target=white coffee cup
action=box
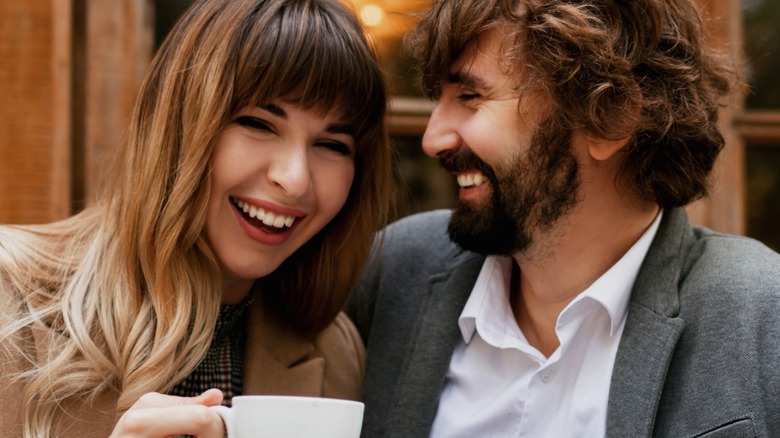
[209,395,364,438]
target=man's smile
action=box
[456,171,487,188]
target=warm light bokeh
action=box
[342,0,428,44]
[341,0,431,96]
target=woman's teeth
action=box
[457,172,486,188]
[234,199,295,228]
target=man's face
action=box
[421,27,580,256]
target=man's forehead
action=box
[447,37,493,80]
[459,26,512,63]
[446,27,518,89]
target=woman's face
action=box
[206,100,355,302]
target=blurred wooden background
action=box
[2,0,778,251]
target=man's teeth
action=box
[235,199,295,228]
[457,173,486,188]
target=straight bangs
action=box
[232,0,386,148]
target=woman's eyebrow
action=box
[259,103,287,118]
[261,103,353,136]
[326,123,353,136]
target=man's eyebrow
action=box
[446,71,489,90]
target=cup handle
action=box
[209,405,233,437]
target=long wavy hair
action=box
[0,0,390,435]
[407,0,736,208]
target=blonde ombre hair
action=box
[0,0,390,435]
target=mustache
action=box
[439,147,497,180]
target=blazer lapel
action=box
[607,303,684,437]
[242,295,325,397]
[385,253,485,438]
[607,208,692,437]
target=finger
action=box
[131,389,223,410]
[130,392,182,409]
[193,388,224,407]
[114,404,224,438]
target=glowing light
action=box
[359,4,385,28]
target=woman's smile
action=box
[230,196,303,244]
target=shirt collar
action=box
[560,210,663,335]
[458,210,663,343]
[458,255,515,345]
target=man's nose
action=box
[421,100,462,158]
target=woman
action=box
[0,0,390,436]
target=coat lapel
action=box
[242,295,325,397]
[607,208,692,437]
[26,325,120,436]
[385,253,485,438]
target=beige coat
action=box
[0,280,365,437]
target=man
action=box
[347,0,780,437]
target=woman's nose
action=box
[267,144,312,198]
[421,100,462,158]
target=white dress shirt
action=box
[430,212,662,438]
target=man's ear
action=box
[582,99,640,161]
[586,134,633,161]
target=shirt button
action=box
[540,369,553,383]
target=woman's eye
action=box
[236,116,273,132]
[317,141,353,156]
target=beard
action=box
[442,117,580,256]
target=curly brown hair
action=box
[407,0,737,208]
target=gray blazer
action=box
[347,208,780,437]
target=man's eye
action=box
[458,93,479,101]
[236,116,273,132]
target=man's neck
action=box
[510,198,660,357]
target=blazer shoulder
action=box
[685,228,780,290]
[677,229,780,326]
[379,209,458,258]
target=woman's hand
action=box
[110,388,225,438]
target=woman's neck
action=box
[221,276,255,304]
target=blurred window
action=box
[746,144,780,251]
[743,0,780,110]
[742,0,780,251]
